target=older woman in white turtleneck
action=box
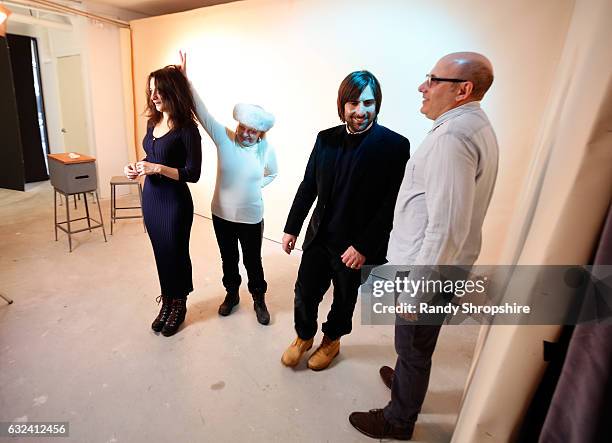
[178,51,278,325]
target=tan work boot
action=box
[307,335,340,371]
[281,336,314,367]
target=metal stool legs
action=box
[110,180,145,234]
[54,188,58,241]
[84,193,92,232]
[64,192,72,252]
[95,190,107,242]
[110,183,115,235]
[54,188,106,252]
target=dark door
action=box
[7,33,49,183]
[0,36,25,191]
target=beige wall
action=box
[130,0,574,257]
[82,20,131,198]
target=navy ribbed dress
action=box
[142,122,202,299]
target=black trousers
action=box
[294,241,361,340]
[212,214,267,296]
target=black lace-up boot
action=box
[161,298,187,336]
[151,294,172,332]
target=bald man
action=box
[349,52,499,439]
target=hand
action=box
[178,50,187,77]
[282,233,297,254]
[136,161,161,176]
[124,163,138,180]
[341,246,365,270]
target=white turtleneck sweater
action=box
[190,86,278,224]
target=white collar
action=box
[430,101,481,133]
[345,121,374,135]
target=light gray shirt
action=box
[387,101,499,267]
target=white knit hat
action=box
[233,103,275,132]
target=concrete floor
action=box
[0,181,478,443]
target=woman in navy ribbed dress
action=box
[124,65,201,337]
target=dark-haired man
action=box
[349,52,499,440]
[280,71,411,371]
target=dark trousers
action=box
[383,321,442,427]
[383,269,453,427]
[212,214,267,296]
[294,241,361,340]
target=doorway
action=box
[57,54,90,155]
[6,33,49,184]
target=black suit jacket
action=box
[284,122,410,264]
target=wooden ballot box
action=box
[48,153,98,193]
[48,153,107,252]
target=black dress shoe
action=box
[252,293,270,325]
[349,409,413,440]
[380,365,395,389]
[218,292,239,316]
[152,294,172,332]
[161,299,187,337]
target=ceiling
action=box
[87,0,241,17]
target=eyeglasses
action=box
[425,74,467,88]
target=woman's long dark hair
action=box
[145,65,196,129]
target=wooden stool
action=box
[110,176,146,234]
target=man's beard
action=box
[347,113,373,133]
